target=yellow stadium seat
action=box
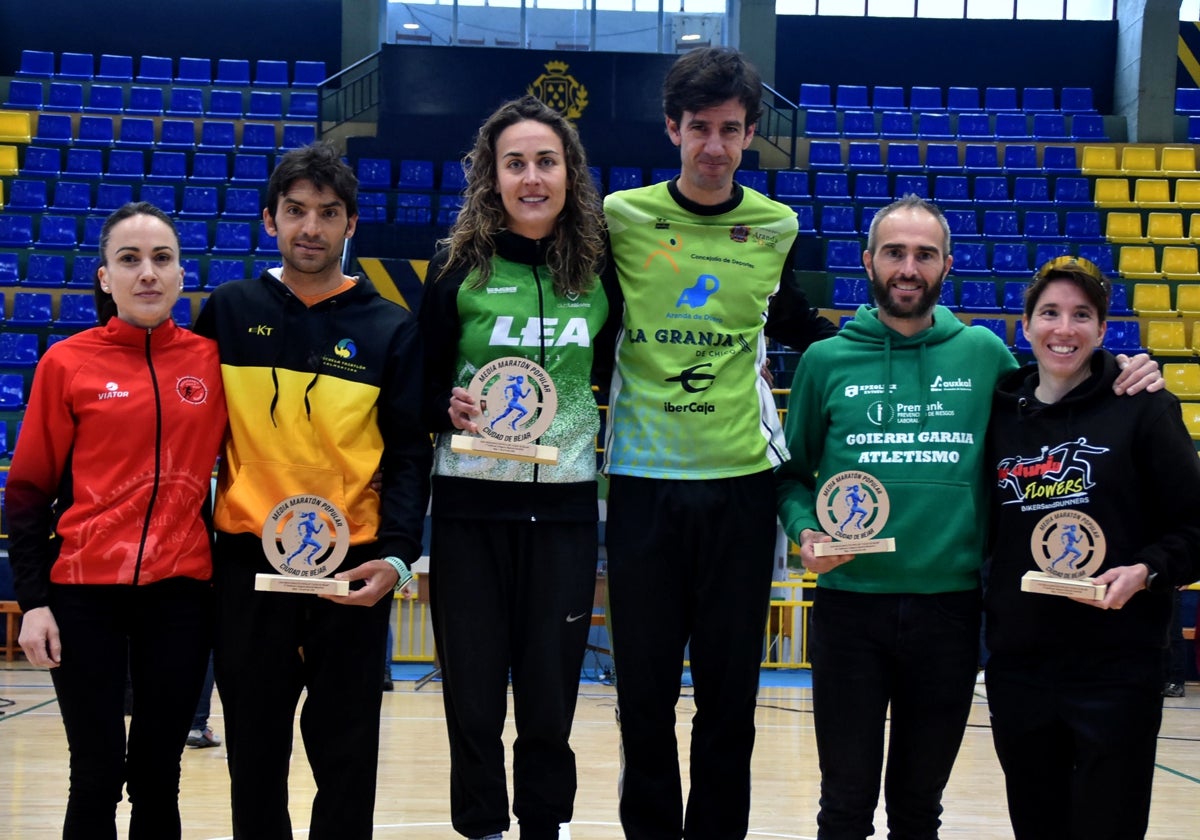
[1120,145,1159,175]
[1122,250,1164,282]
[0,144,17,176]
[1176,180,1200,209]
[1164,362,1200,398]
[1081,145,1120,176]
[1177,285,1200,318]
[1105,212,1145,243]
[1161,246,1200,280]
[1133,178,1173,208]
[1161,146,1198,178]
[0,111,32,144]
[1181,403,1200,440]
[1094,177,1134,207]
[1131,281,1173,313]
[1146,320,1190,356]
[1146,212,1188,244]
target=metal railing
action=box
[317,51,382,141]
[757,83,800,170]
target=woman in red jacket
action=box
[9,202,227,839]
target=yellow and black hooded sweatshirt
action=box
[195,269,431,566]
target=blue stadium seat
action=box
[814,172,851,201]
[1077,244,1116,275]
[1033,244,1071,269]
[207,258,248,288]
[22,145,61,176]
[917,112,953,140]
[286,92,318,120]
[963,144,1002,174]
[398,159,434,190]
[76,115,115,146]
[1060,87,1096,114]
[1013,176,1051,205]
[972,317,1008,344]
[992,243,1031,276]
[909,87,943,112]
[254,60,289,87]
[956,112,992,140]
[255,222,280,254]
[952,245,991,278]
[774,170,810,202]
[51,181,92,214]
[946,86,980,113]
[886,143,921,171]
[608,167,643,191]
[357,158,392,190]
[880,111,915,138]
[1032,114,1068,141]
[96,54,134,82]
[34,113,73,145]
[137,55,173,83]
[944,209,979,239]
[247,92,283,120]
[983,210,1020,239]
[825,239,864,272]
[933,175,970,204]
[939,280,957,310]
[176,57,212,85]
[48,82,84,111]
[799,83,832,109]
[190,152,229,183]
[985,87,1019,112]
[0,254,19,286]
[181,259,202,291]
[1108,282,1132,315]
[199,121,237,152]
[1042,146,1078,173]
[241,123,278,152]
[231,154,269,184]
[223,187,262,219]
[808,140,843,170]
[1022,87,1056,113]
[126,86,164,115]
[925,144,961,172]
[212,221,252,254]
[1012,321,1032,353]
[396,193,433,225]
[252,259,278,277]
[5,79,44,109]
[7,179,48,212]
[35,215,78,249]
[0,332,40,366]
[282,123,316,150]
[1103,321,1144,355]
[842,110,877,138]
[180,186,219,217]
[1003,144,1038,172]
[836,85,869,110]
[793,204,816,235]
[872,86,905,110]
[55,292,98,326]
[176,220,209,252]
[974,176,1011,204]
[216,59,251,86]
[82,84,122,113]
[0,214,35,247]
[59,52,94,80]
[95,182,134,212]
[1053,176,1092,206]
[168,87,205,117]
[25,253,67,287]
[208,89,244,119]
[958,279,1000,308]
[172,297,193,328]
[1071,114,1107,141]
[1176,89,1200,115]
[118,117,156,148]
[160,119,196,149]
[994,113,1028,141]
[0,374,27,409]
[894,174,929,198]
[847,142,883,171]
[10,292,53,326]
[293,60,327,87]
[804,109,839,137]
[1024,211,1063,241]
[17,49,54,78]
[108,149,149,180]
[441,160,468,194]
[831,276,870,308]
[81,216,106,249]
[145,150,185,182]
[740,170,768,193]
[357,192,388,223]
[820,205,858,235]
[1064,211,1103,242]
[139,182,176,213]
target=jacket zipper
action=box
[132,328,164,585]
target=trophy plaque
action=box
[255,495,352,595]
[812,470,896,557]
[1021,509,1108,600]
[450,356,558,464]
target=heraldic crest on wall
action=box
[528,60,589,120]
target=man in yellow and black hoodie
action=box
[194,143,431,840]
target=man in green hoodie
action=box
[775,194,1161,840]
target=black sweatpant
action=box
[605,471,777,840]
[212,533,391,840]
[430,515,597,840]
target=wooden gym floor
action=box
[0,665,1197,839]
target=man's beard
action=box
[869,273,943,320]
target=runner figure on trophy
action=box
[285,510,326,566]
[1051,524,1083,572]
[841,484,870,531]
[489,374,532,431]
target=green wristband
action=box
[382,556,413,592]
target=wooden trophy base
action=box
[1020,570,1107,600]
[813,538,896,557]
[451,434,558,465]
[254,573,350,596]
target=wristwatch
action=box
[1144,567,1159,592]
[382,556,413,592]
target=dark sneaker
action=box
[186,727,222,748]
[1162,683,1186,698]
